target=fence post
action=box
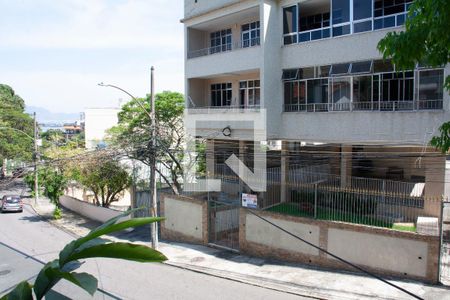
[314,183,318,219]
[438,196,445,283]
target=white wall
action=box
[84,108,120,149]
[327,228,429,278]
[281,110,448,144]
[164,197,203,240]
[60,196,130,223]
[246,214,320,255]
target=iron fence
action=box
[213,164,442,231]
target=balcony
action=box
[188,37,260,59]
[284,99,444,113]
[283,0,412,46]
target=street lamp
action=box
[98,67,159,249]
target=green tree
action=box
[24,167,68,219]
[108,91,185,194]
[377,0,450,152]
[0,84,34,165]
[76,154,131,208]
[2,210,166,300]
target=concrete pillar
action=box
[423,155,446,217]
[206,139,215,178]
[239,140,246,194]
[281,141,289,203]
[340,145,352,188]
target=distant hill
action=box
[25,106,81,123]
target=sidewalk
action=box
[30,198,450,300]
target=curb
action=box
[163,261,393,300]
[23,205,404,300]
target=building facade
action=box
[183,0,450,205]
[84,108,120,150]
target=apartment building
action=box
[182,0,450,204]
[84,108,120,150]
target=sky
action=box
[0,0,184,114]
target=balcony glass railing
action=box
[187,38,260,59]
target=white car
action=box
[1,195,23,213]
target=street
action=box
[0,184,306,300]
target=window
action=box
[242,21,260,48]
[332,0,350,37]
[419,70,444,102]
[374,0,412,30]
[283,61,443,112]
[211,83,232,107]
[298,67,315,80]
[373,60,394,73]
[332,0,350,24]
[331,63,351,75]
[240,80,261,108]
[353,0,372,20]
[307,79,328,106]
[353,75,372,109]
[283,5,298,44]
[331,77,351,110]
[351,61,373,74]
[210,29,232,54]
[378,71,414,110]
[282,69,299,81]
[297,3,331,43]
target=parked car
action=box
[1,195,23,213]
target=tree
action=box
[0,84,34,165]
[2,210,166,300]
[25,166,68,219]
[76,155,131,208]
[377,0,450,152]
[107,91,186,194]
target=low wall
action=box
[65,185,131,207]
[160,193,208,245]
[240,208,440,283]
[60,196,130,223]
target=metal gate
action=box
[440,201,450,285]
[208,193,240,251]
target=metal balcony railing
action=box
[284,100,444,113]
[187,38,260,59]
[187,104,261,114]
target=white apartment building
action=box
[182,0,450,202]
[84,108,120,150]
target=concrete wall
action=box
[160,194,208,244]
[280,109,449,145]
[240,208,440,283]
[186,47,261,79]
[60,196,130,223]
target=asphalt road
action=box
[0,183,306,300]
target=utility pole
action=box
[150,66,159,249]
[33,112,39,206]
